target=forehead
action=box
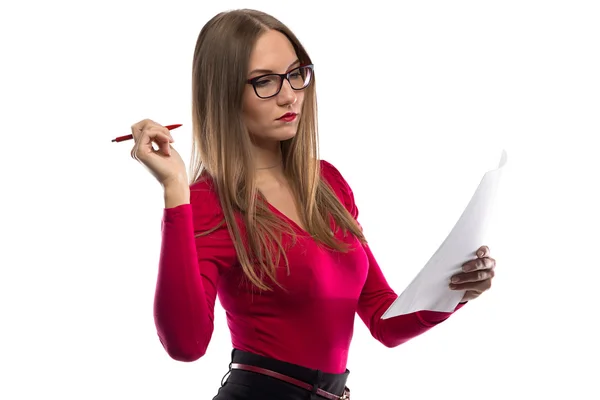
[248,30,298,72]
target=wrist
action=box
[163,180,190,208]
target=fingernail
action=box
[463,265,473,272]
[451,276,459,283]
[477,250,484,257]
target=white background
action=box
[1,0,599,398]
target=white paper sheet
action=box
[381,150,508,319]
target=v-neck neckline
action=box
[264,200,310,236]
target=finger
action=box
[162,126,175,143]
[463,257,495,272]
[451,268,495,285]
[132,130,172,158]
[131,118,156,141]
[449,277,492,292]
[149,131,173,156]
[461,290,479,302]
[130,124,143,142]
[477,245,490,258]
[142,125,173,148]
[131,120,158,160]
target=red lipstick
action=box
[277,112,297,122]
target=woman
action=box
[129,8,496,400]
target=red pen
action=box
[111,124,182,143]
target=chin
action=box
[277,128,298,141]
[250,129,297,147]
[266,126,298,141]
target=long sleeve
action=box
[356,244,464,347]
[320,160,464,348]
[153,181,235,361]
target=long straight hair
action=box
[189,9,365,291]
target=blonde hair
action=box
[189,9,365,291]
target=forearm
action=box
[368,300,465,348]
[357,243,465,348]
[154,205,214,361]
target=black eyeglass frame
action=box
[246,64,314,99]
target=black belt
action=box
[230,363,350,400]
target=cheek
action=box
[296,91,306,109]
[242,96,265,131]
[243,92,274,127]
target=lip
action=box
[277,112,297,121]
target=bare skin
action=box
[129,28,497,304]
[242,29,306,230]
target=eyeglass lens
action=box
[254,66,312,98]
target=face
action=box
[242,30,306,145]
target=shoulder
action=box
[319,159,358,217]
[319,159,350,188]
[188,176,237,264]
[188,175,226,232]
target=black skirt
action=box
[212,349,350,400]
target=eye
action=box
[255,76,278,87]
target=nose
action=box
[277,78,297,105]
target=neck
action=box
[251,138,284,175]
[248,141,285,185]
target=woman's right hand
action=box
[130,119,188,187]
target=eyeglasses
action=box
[246,64,314,99]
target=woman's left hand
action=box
[450,245,496,302]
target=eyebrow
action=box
[249,59,301,75]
